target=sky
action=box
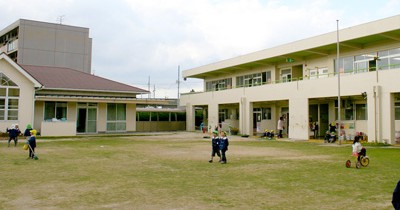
[1,0,400,98]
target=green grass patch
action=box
[0,135,398,209]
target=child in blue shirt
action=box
[209,131,221,163]
[219,131,229,164]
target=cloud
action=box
[1,0,399,98]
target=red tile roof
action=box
[21,65,149,94]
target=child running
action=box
[209,131,221,163]
[219,131,229,164]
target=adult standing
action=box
[277,117,284,138]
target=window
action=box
[378,48,400,70]
[107,103,126,132]
[236,71,271,87]
[262,108,272,120]
[395,102,400,120]
[206,78,232,91]
[7,41,16,52]
[356,104,367,120]
[44,102,67,120]
[343,101,354,120]
[309,67,328,79]
[281,69,292,83]
[219,109,228,122]
[0,73,19,121]
[336,56,354,74]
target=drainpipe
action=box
[32,86,44,130]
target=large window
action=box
[206,78,232,91]
[0,73,19,121]
[354,53,376,73]
[280,69,292,83]
[356,104,367,120]
[44,102,67,121]
[107,103,126,132]
[219,109,228,122]
[336,56,354,74]
[378,48,400,70]
[262,108,272,120]
[395,102,400,120]
[236,72,270,87]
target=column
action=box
[288,97,309,140]
[185,102,195,131]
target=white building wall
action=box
[0,59,35,132]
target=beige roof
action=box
[21,65,148,94]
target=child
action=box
[268,130,275,140]
[27,129,37,159]
[219,131,229,164]
[24,124,33,141]
[6,124,21,147]
[352,136,363,161]
[209,131,221,163]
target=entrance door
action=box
[253,108,262,132]
[77,105,97,133]
[77,108,86,133]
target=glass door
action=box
[77,103,97,133]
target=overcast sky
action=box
[1,0,400,98]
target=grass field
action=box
[0,132,399,210]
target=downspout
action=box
[32,85,44,130]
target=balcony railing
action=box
[182,65,400,95]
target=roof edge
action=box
[0,53,43,88]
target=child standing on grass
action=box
[6,124,21,147]
[219,131,229,164]
[27,129,37,159]
[209,131,221,163]
[23,124,33,141]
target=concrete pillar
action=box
[208,103,219,132]
[380,91,395,144]
[367,86,382,143]
[126,103,136,132]
[185,103,195,131]
[288,97,309,140]
[239,97,252,135]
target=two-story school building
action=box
[180,15,400,144]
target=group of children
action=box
[5,123,37,159]
[261,129,275,139]
[209,130,229,164]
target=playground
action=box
[0,132,398,209]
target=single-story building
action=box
[0,52,174,136]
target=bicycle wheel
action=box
[361,156,369,167]
[356,161,361,169]
[346,160,351,168]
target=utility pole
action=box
[148,76,150,99]
[177,65,180,108]
[153,84,156,99]
[177,65,180,99]
[336,20,341,145]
